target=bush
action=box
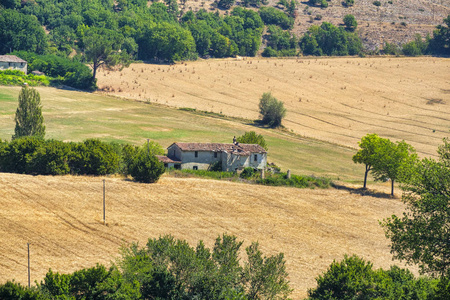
[262,46,278,57]
[129,150,165,183]
[69,139,120,175]
[307,255,438,299]
[373,0,381,6]
[259,7,294,30]
[343,14,357,31]
[258,92,286,128]
[257,172,331,188]
[12,51,96,91]
[240,167,255,179]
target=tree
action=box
[428,15,450,56]
[343,14,357,32]
[371,140,416,196]
[0,9,48,55]
[353,134,416,195]
[307,255,437,299]
[236,131,268,150]
[258,92,286,128]
[80,27,131,80]
[382,142,450,278]
[352,134,386,189]
[13,86,45,140]
[129,145,165,183]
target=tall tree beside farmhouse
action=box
[13,86,45,140]
[258,92,286,128]
[381,141,450,296]
[80,27,131,80]
[236,131,268,150]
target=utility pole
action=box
[27,243,30,288]
[103,179,106,225]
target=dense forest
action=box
[1,0,449,90]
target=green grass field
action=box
[0,86,363,181]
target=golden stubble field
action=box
[0,173,412,299]
[97,56,450,158]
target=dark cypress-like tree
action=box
[13,85,45,140]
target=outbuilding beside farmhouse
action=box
[0,55,27,74]
[160,140,267,171]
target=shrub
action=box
[259,7,294,30]
[70,139,119,175]
[258,92,286,128]
[0,136,44,174]
[373,0,381,6]
[262,46,278,57]
[307,255,438,299]
[129,150,165,183]
[240,167,255,179]
[12,51,96,91]
[343,14,357,32]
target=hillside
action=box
[182,0,450,50]
[0,173,412,299]
[97,56,450,158]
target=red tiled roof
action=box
[169,142,267,155]
[156,155,181,163]
[0,55,26,63]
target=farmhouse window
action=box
[195,151,198,158]
[254,154,257,162]
[193,166,198,170]
[214,152,217,158]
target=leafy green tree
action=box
[307,255,437,299]
[352,134,381,189]
[343,14,357,32]
[428,15,450,55]
[80,27,131,80]
[382,143,450,277]
[13,86,46,140]
[236,131,268,150]
[244,242,292,299]
[129,145,165,183]
[258,92,286,128]
[353,134,416,195]
[0,0,20,9]
[371,140,416,196]
[259,7,294,30]
[0,9,48,55]
[300,22,362,56]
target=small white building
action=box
[0,55,27,74]
[162,141,267,171]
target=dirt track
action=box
[97,56,450,158]
[0,173,411,298]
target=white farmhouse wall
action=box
[0,61,27,74]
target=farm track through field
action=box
[0,173,414,299]
[97,57,450,158]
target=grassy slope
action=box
[96,57,450,159]
[0,86,362,181]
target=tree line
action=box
[2,1,449,90]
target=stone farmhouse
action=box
[159,140,267,171]
[0,55,27,74]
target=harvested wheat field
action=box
[0,173,414,298]
[97,56,450,157]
